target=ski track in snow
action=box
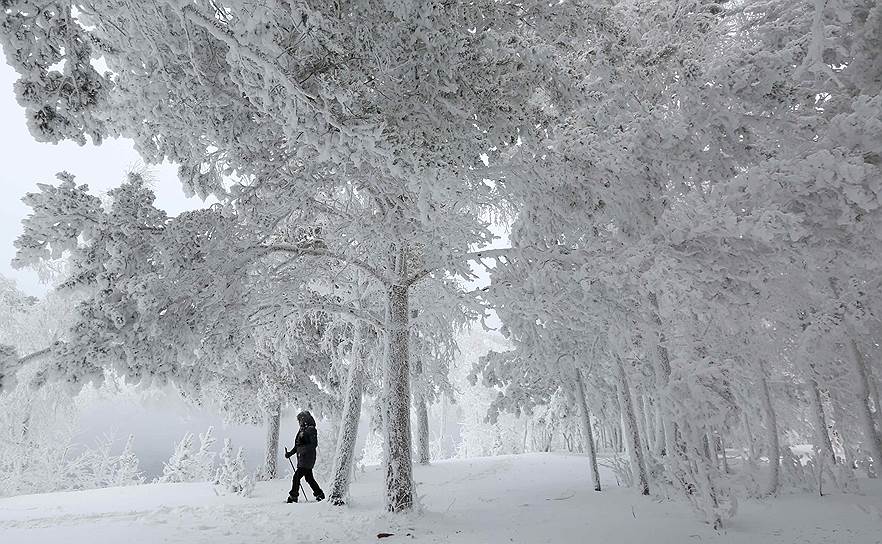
[1,453,881,544]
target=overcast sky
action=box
[0,60,208,296]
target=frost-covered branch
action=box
[176,4,319,105]
[248,302,384,332]
[261,243,390,285]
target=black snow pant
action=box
[290,467,323,499]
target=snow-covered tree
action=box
[158,428,217,484]
[466,0,882,529]
[158,432,197,484]
[3,0,882,525]
[0,0,593,511]
[214,439,254,498]
[111,435,145,487]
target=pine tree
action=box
[193,427,217,482]
[158,433,196,484]
[111,435,145,487]
[214,439,254,498]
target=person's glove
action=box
[284,448,293,459]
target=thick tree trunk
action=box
[261,401,281,480]
[575,370,602,491]
[383,282,415,511]
[329,338,365,505]
[415,393,431,465]
[758,362,780,496]
[617,358,650,495]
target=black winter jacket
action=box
[293,424,318,469]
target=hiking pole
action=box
[287,454,309,502]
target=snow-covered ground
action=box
[2,453,881,544]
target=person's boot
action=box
[286,494,298,504]
[315,491,325,502]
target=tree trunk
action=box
[635,393,652,459]
[648,291,677,455]
[703,433,714,464]
[415,393,431,465]
[808,374,835,466]
[846,338,882,476]
[654,400,666,456]
[383,282,415,511]
[642,395,656,455]
[440,393,450,458]
[869,364,882,429]
[329,335,366,506]
[758,362,780,496]
[830,392,860,489]
[575,370,602,491]
[613,423,623,453]
[261,400,281,480]
[829,277,882,475]
[742,410,758,461]
[685,421,723,530]
[617,358,650,495]
[717,432,729,474]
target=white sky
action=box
[0,59,209,296]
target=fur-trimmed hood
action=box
[297,410,316,427]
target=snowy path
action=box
[1,453,881,543]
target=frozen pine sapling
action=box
[214,439,254,498]
[111,435,145,487]
[158,427,218,483]
[193,426,218,481]
[158,433,196,484]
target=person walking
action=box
[285,410,325,503]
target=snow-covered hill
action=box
[1,453,880,544]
